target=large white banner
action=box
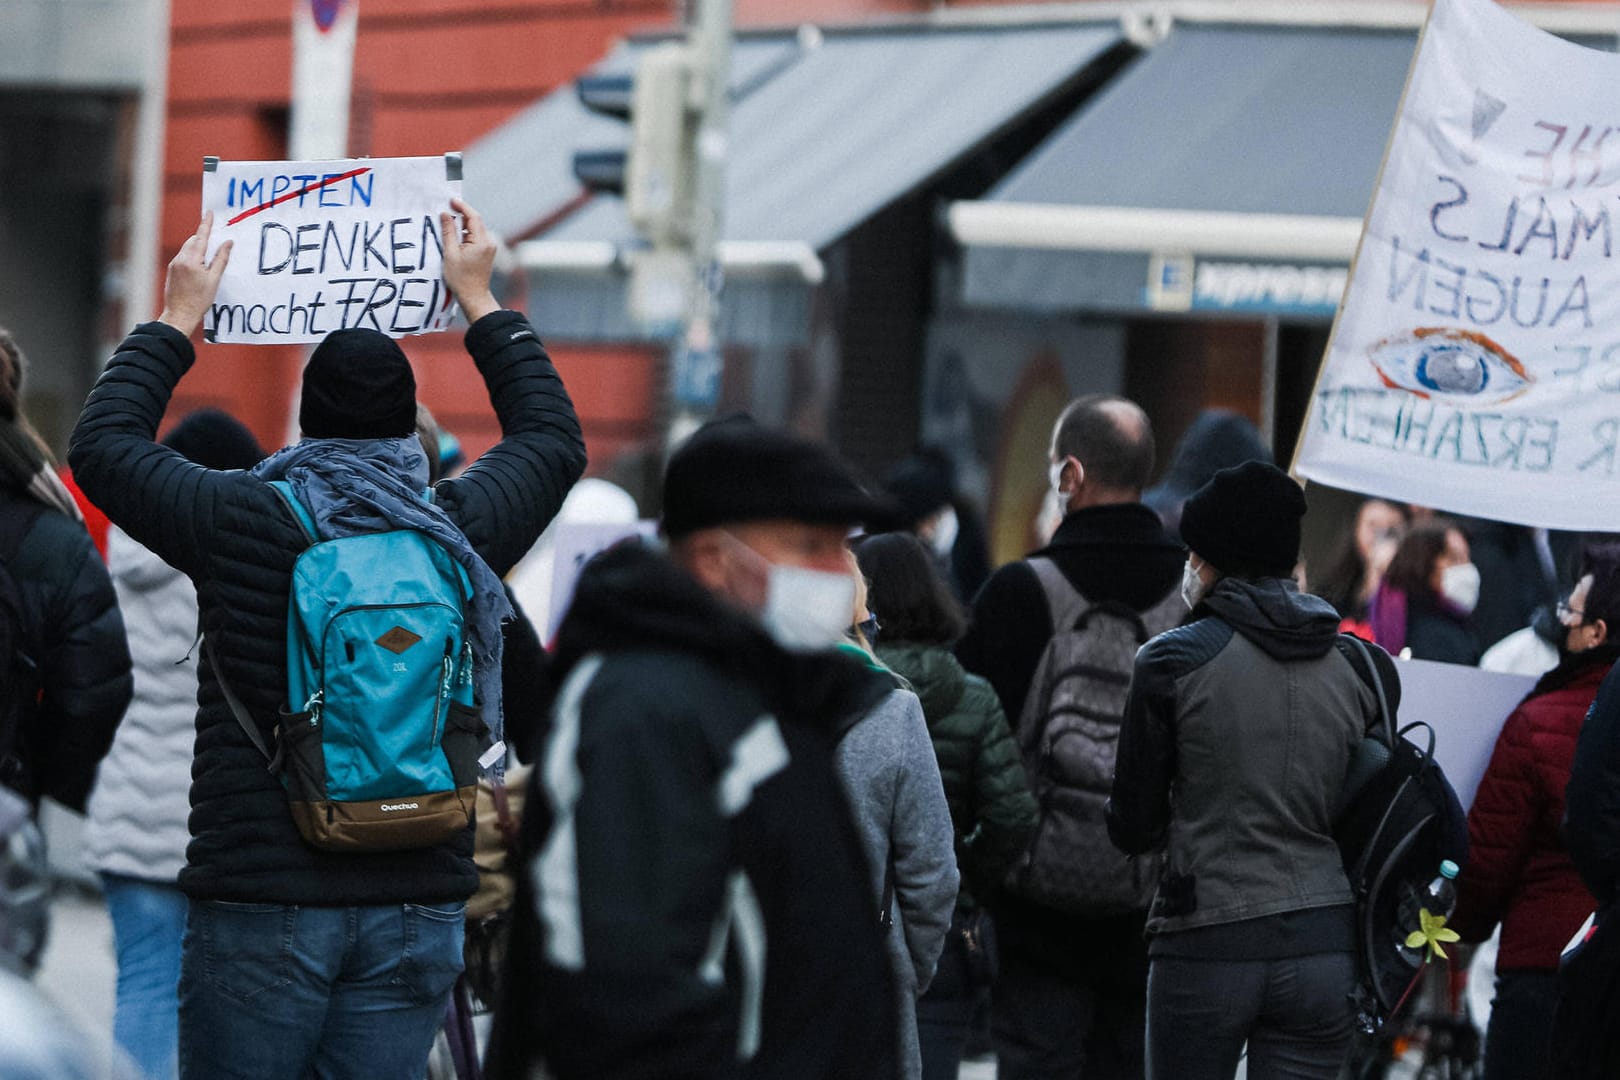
[200,155,461,344]
[1295,0,1620,531]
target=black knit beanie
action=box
[299,329,417,440]
[1179,460,1306,578]
[162,408,265,471]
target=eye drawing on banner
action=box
[1367,328,1533,407]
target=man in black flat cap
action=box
[69,201,586,1080]
[489,416,902,1080]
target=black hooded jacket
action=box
[1108,578,1387,947]
[491,542,898,1080]
[1142,411,1271,541]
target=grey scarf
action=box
[253,437,512,772]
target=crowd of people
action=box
[1,202,1619,1080]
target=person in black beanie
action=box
[1108,461,1396,1080]
[298,328,420,439]
[69,200,586,1080]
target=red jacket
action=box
[1455,654,1612,972]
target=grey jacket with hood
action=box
[84,527,198,881]
[1108,577,1378,938]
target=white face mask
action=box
[1180,559,1208,610]
[1049,459,1068,498]
[760,564,858,652]
[1440,562,1481,615]
[929,505,960,557]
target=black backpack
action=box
[1008,558,1184,915]
[1334,634,1470,1031]
[0,502,43,799]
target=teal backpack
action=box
[216,481,487,853]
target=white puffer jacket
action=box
[84,527,198,882]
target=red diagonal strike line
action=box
[225,166,373,226]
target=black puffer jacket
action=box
[875,641,1035,911]
[0,488,132,810]
[68,312,584,904]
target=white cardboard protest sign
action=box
[1392,657,1535,812]
[1294,0,1620,530]
[200,155,462,344]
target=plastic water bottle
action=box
[1393,859,1460,968]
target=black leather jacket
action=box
[1108,577,1378,935]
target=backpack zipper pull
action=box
[431,639,454,747]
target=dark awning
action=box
[951,22,1421,318]
[498,18,1123,343]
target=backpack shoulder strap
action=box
[1338,634,1397,746]
[267,480,317,547]
[203,634,277,768]
[1028,556,1092,633]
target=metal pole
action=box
[666,0,733,449]
[1260,315,1279,451]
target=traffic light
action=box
[574,44,703,329]
[573,44,699,248]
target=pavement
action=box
[34,886,118,1049]
[34,888,1012,1078]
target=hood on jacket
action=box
[1199,576,1341,661]
[875,642,967,727]
[553,541,892,735]
[1146,411,1272,504]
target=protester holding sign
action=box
[68,199,585,1080]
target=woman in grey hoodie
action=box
[833,555,958,1080]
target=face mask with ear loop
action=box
[1439,562,1481,615]
[1050,455,1084,501]
[1180,558,1209,610]
[724,532,857,652]
[929,506,960,558]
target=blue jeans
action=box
[103,875,189,1080]
[177,899,465,1080]
[1146,953,1355,1080]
